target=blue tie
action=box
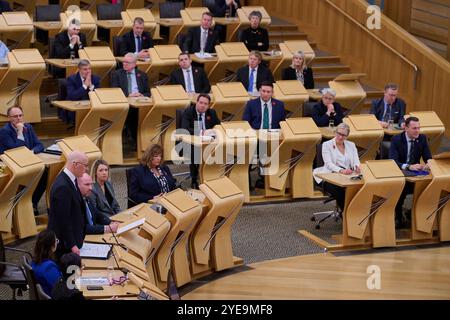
[85,200,94,226]
[248,68,255,92]
[136,36,142,52]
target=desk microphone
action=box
[103,235,129,276]
[107,224,128,251]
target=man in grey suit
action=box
[111,53,150,147]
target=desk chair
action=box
[56,79,74,125]
[159,1,184,41]
[97,4,123,43]
[0,236,30,300]
[113,35,123,57]
[22,256,39,300]
[302,101,316,118]
[310,143,341,230]
[35,5,61,45]
[125,168,138,209]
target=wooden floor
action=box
[184,246,450,299]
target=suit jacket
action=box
[0,1,11,13]
[282,66,314,89]
[84,197,111,235]
[312,101,345,127]
[181,104,221,135]
[48,171,86,255]
[88,181,121,217]
[313,138,360,183]
[182,26,220,54]
[235,64,274,92]
[370,97,406,125]
[389,132,432,169]
[119,30,154,57]
[52,32,87,59]
[129,165,177,204]
[0,123,44,154]
[242,97,286,130]
[66,72,101,101]
[110,68,150,97]
[239,27,269,52]
[211,0,241,17]
[169,67,211,93]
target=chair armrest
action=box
[0,261,27,280]
[4,247,33,259]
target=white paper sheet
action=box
[80,243,112,259]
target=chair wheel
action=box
[311,217,316,222]
[315,224,320,230]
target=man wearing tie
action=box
[236,51,274,95]
[77,173,119,235]
[0,106,46,214]
[66,60,101,101]
[182,12,220,54]
[119,17,154,59]
[389,116,432,228]
[53,20,86,60]
[370,83,406,129]
[111,53,150,147]
[169,53,211,94]
[181,94,221,189]
[242,81,286,130]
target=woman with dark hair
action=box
[129,144,177,204]
[51,253,85,300]
[31,229,61,297]
[89,159,121,217]
[239,11,269,52]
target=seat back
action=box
[36,284,51,300]
[302,101,316,118]
[202,0,216,15]
[177,33,186,51]
[97,4,122,20]
[315,143,324,168]
[22,256,39,300]
[113,35,123,57]
[57,79,68,100]
[35,5,61,21]
[159,2,184,18]
[125,168,136,209]
[48,37,56,59]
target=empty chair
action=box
[97,4,123,43]
[35,5,61,45]
[22,256,39,300]
[159,1,184,40]
[302,101,316,118]
[113,35,123,57]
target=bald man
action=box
[48,151,88,259]
[77,173,119,235]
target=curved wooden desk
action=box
[0,12,33,49]
[210,82,250,121]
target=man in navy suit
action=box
[77,173,118,235]
[242,81,286,130]
[169,53,211,94]
[0,0,11,13]
[242,82,286,189]
[371,83,407,159]
[64,60,100,124]
[48,151,88,260]
[389,116,432,228]
[119,17,154,58]
[0,106,47,213]
[236,51,274,95]
[182,12,220,54]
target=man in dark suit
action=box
[169,53,211,94]
[370,83,406,129]
[66,59,101,101]
[182,12,220,54]
[236,51,274,95]
[181,94,221,189]
[389,116,432,228]
[53,20,87,59]
[119,17,154,59]
[48,151,88,260]
[242,81,286,130]
[111,52,150,147]
[77,173,119,235]
[0,0,11,13]
[0,106,47,213]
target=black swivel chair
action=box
[112,35,123,57]
[125,168,138,209]
[159,1,184,40]
[22,255,39,300]
[35,5,61,45]
[0,236,30,300]
[302,101,316,118]
[310,143,341,229]
[96,4,122,43]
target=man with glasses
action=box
[48,151,88,260]
[53,20,86,60]
[111,52,150,147]
[0,106,46,213]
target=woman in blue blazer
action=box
[129,144,177,204]
[31,230,62,297]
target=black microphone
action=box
[102,237,128,276]
[107,224,128,251]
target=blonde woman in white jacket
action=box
[313,123,361,211]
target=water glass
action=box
[329,120,335,130]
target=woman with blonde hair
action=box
[128,144,176,204]
[282,51,314,89]
[89,159,121,217]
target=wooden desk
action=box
[307,89,322,101]
[45,58,79,77]
[80,270,140,299]
[158,18,183,44]
[33,21,62,39]
[0,12,34,49]
[384,127,403,136]
[190,53,218,75]
[319,127,336,140]
[51,100,91,134]
[214,17,241,42]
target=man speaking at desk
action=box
[389,116,432,228]
[0,106,46,214]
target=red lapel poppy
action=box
[206,116,211,121]
[137,73,141,77]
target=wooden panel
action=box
[249,0,450,135]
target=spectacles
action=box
[9,114,23,118]
[336,131,348,137]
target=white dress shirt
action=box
[260,98,272,129]
[63,168,77,189]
